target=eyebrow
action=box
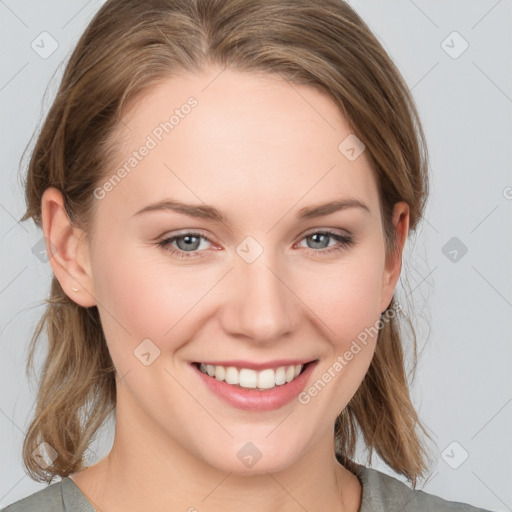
[133,197,370,222]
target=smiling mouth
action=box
[192,362,313,390]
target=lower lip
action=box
[192,362,317,411]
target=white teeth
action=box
[225,366,239,385]
[239,369,257,388]
[214,365,225,381]
[275,367,286,385]
[198,363,304,389]
[257,369,276,389]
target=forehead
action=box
[102,67,379,218]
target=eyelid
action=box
[300,226,352,238]
[157,229,215,243]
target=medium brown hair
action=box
[20,0,434,487]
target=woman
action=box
[2,0,493,510]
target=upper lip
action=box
[193,359,317,371]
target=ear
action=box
[379,201,410,313]
[41,187,97,307]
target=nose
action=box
[219,252,298,345]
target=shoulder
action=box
[352,463,495,512]
[0,480,64,512]
[1,477,94,512]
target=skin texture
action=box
[42,66,409,512]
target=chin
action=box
[195,434,307,475]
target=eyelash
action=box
[157,230,354,259]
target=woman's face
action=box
[52,66,408,474]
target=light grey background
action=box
[1,1,510,510]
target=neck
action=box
[71,403,362,512]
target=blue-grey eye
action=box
[306,232,333,249]
[175,234,202,251]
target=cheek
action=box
[295,262,383,427]
[303,247,385,346]
[88,238,167,354]
[90,240,213,357]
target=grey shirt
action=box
[1,462,494,511]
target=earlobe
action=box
[379,201,410,313]
[41,187,97,307]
